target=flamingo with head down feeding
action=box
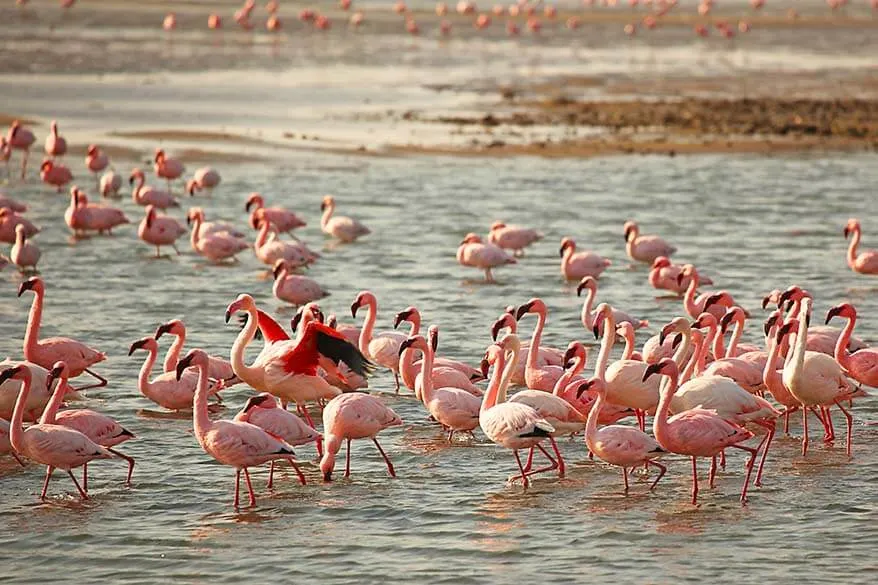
[40,160,73,192]
[559,237,611,280]
[186,167,221,196]
[843,218,878,275]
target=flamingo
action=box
[623,221,676,263]
[578,377,667,493]
[479,333,557,488]
[186,167,221,196]
[697,313,766,395]
[154,319,240,386]
[320,195,370,242]
[189,212,249,262]
[18,277,107,391]
[716,306,762,357]
[99,170,122,198]
[645,359,758,505]
[0,208,39,244]
[395,306,484,385]
[0,364,114,500]
[154,149,185,192]
[41,361,136,490]
[272,260,328,307]
[245,193,306,235]
[85,145,109,189]
[398,335,481,441]
[44,120,67,160]
[488,221,543,256]
[130,168,179,209]
[457,233,516,282]
[402,325,483,398]
[0,358,52,422]
[559,237,611,280]
[68,189,130,235]
[777,286,867,354]
[489,308,564,386]
[10,224,40,272]
[6,120,35,179]
[577,276,648,331]
[616,322,643,361]
[40,160,73,192]
[679,265,736,319]
[514,298,570,391]
[138,205,187,256]
[177,349,305,507]
[352,291,407,390]
[186,207,244,239]
[128,337,221,411]
[251,214,319,268]
[649,256,712,295]
[826,303,878,387]
[234,393,319,488]
[843,218,878,275]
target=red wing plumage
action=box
[282,322,375,378]
[252,309,290,343]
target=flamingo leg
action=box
[636,410,646,432]
[82,462,89,492]
[647,460,667,491]
[72,368,108,392]
[41,466,55,500]
[234,469,241,508]
[729,444,758,504]
[833,399,853,457]
[67,469,88,500]
[520,443,559,478]
[20,149,28,180]
[484,267,495,283]
[719,449,726,471]
[11,451,25,466]
[393,371,400,393]
[547,436,566,478]
[522,446,535,472]
[267,460,276,489]
[622,467,630,493]
[344,438,352,478]
[708,455,717,488]
[753,421,775,487]
[690,457,699,505]
[243,467,256,507]
[447,430,455,442]
[107,448,135,485]
[372,438,396,478]
[287,458,307,485]
[801,405,809,456]
[300,404,323,457]
[512,449,530,489]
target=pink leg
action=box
[622,467,630,493]
[523,446,535,472]
[801,405,809,456]
[753,421,775,487]
[234,469,241,508]
[267,460,276,489]
[287,458,307,485]
[525,443,559,477]
[372,438,396,478]
[690,457,699,505]
[782,407,794,435]
[719,449,726,471]
[447,430,455,442]
[11,451,25,466]
[82,462,89,492]
[512,449,530,489]
[393,371,400,393]
[822,406,835,442]
[647,460,667,491]
[72,368,108,392]
[41,466,55,500]
[729,444,758,504]
[636,410,646,432]
[344,438,352,478]
[67,469,89,499]
[299,404,323,457]
[547,436,566,478]
[107,447,135,485]
[834,399,854,457]
[708,455,717,488]
[243,467,256,507]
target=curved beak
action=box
[719,310,734,332]
[576,280,587,297]
[763,314,778,336]
[290,310,303,332]
[128,174,135,186]
[778,289,796,307]
[480,358,490,379]
[128,339,149,356]
[17,278,37,297]
[47,364,65,393]
[761,294,773,310]
[272,262,284,279]
[398,337,416,357]
[242,394,271,413]
[575,379,594,399]
[676,272,685,286]
[245,199,255,212]
[703,293,723,309]
[559,241,569,258]
[843,226,851,238]
[350,300,360,319]
[0,367,21,385]
[490,318,505,341]
[176,353,195,381]
[155,322,174,339]
[825,305,843,324]
[778,321,796,339]
[642,362,663,383]
[394,309,412,329]
[671,333,683,349]
[515,302,532,321]
[430,330,438,352]
[624,225,634,241]
[320,201,327,212]
[563,344,578,366]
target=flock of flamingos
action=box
[2,112,878,509]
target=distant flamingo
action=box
[352,291,407,390]
[130,168,179,209]
[85,145,109,186]
[272,260,328,306]
[70,189,130,235]
[40,160,73,192]
[6,121,35,179]
[679,265,736,319]
[0,364,113,500]
[320,392,402,481]
[10,224,40,272]
[577,276,648,331]
[100,170,122,198]
[234,393,318,488]
[826,303,878,387]
[479,333,557,488]
[44,121,67,160]
[19,277,107,391]
[41,361,135,490]
[128,337,221,411]
[186,207,244,239]
[178,349,304,507]
[645,359,758,505]
[186,167,221,196]
[138,205,187,256]
[648,256,713,294]
[246,193,306,235]
[843,218,878,275]
[154,319,239,385]
[189,212,249,262]
[560,237,611,280]
[154,149,185,192]
[457,233,516,282]
[163,12,177,31]
[0,208,39,244]
[487,221,542,256]
[320,195,370,242]
[251,214,318,268]
[624,221,676,263]
[0,359,52,422]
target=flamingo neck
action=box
[682,272,699,316]
[163,332,186,373]
[39,378,69,425]
[231,306,263,386]
[22,288,43,360]
[579,288,595,329]
[561,246,573,273]
[132,175,145,200]
[138,346,157,396]
[784,307,809,392]
[680,332,701,383]
[652,372,678,447]
[497,344,519,404]
[480,351,508,415]
[712,323,726,359]
[847,228,861,269]
[189,216,202,248]
[357,300,377,357]
[727,317,744,357]
[320,203,334,229]
[419,342,435,406]
[552,354,584,396]
[9,372,31,453]
[526,313,545,372]
[584,389,604,454]
[192,363,212,440]
[621,330,635,360]
[762,334,785,398]
[254,221,270,251]
[595,313,616,379]
[833,314,855,371]
[15,228,24,247]
[672,328,693,371]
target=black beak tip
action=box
[592,325,600,340]
[224,310,232,324]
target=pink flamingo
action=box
[777,286,867,354]
[40,160,73,192]
[623,220,676,263]
[616,322,643,361]
[488,221,543,257]
[0,208,39,244]
[177,349,304,507]
[352,291,407,390]
[44,121,67,160]
[251,215,318,268]
[19,277,107,391]
[1,136,10,177]
[679,265,736,319]
[186,207,243,239]
[189,213,249,262]
[272,260,328,306]
[266,15,282,31]
[716,306,762,357]
[578,377,667,493]
[186,167,221,196]
[515,298,567,391]
[100,170,122,198]
[404,326,483,398]
[70,189,130,235]
[459,232,518,283]
[843,218,878,275]
[398,335,481,441]
[245,193,306,235]
[319,392,402,481]
[154,319,239,385]
[130,168,179,209]
[0,193,27,212]
[128,337,221,411]
[826,303,878,387]
[479,333,557,488]
[763,318,822,437]
[697,312,765,395]
[645,359,758,505]
[0,359,52,422]
[577,276,648,331]
[138,205,186,256]
[234,393,318,488]
[648,256,712,295]
[320,195,370,242]
[490,308,564,386]
[6,120,35,179]
[10,224,40,272]
[0,364,113,500]
[163,12,177,31]
[154,149,185,192]
[208,14,222,29]
[560,237,611,280]
[41,361,135,490]
[85,145,109,191]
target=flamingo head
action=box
[490,221,506,231]
[326,314,338,329]
[491,312,515,341]
[155,319,185,340]
[692,312,718,331]
[559,236,575,257]
[249,209,268,230]
[761,289,782,310]
[460,232,482,245]
[40,160,53,172]
[394,306,419,329]
[225,294,256,323]
[703,292,729,311]
[241,393,275,414]
[185,207,204,225]
[186,180,197,196]
[154,149,166,163]
[591,303,613,339]
[271,259,289,279]
[128,168,143,185]
[245,193,264,212]
[0,364,27,385]
[651,256,671,269]
[350,290,375,318]
[320,195,335,212]
[675,264,696,285]
[563,341,586,369]
[778,285,809,311]
[144,205,158,229]
[481,343,503,378]
[17,276,43,297]
[574,377,605,400]
[719,306,746,332]
[659,317,691,346]
[642,357,677,384]
[576,276,597,297]
[623,220,639,242]
[427,325,440,352]
[86,144,99,157]
[46,361,70,394]
[844,218,860,239]
[826,303,856,324]
[515,298,545,321]
[777,319,800,342]
[128,337,157,356]
[398,335,428,357]
[176,349,208,381]
[763,310,781,336]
